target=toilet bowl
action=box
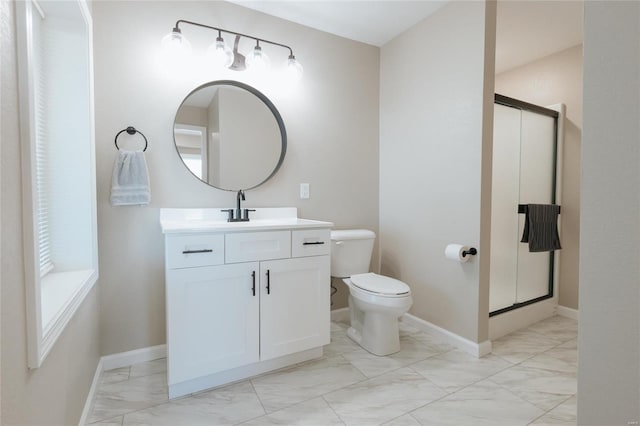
[330,230,413,356]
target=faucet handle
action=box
[243,208,256,220]
[220,209,234,222]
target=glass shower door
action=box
[489,97,558,314]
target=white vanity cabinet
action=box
[160,208,333,399]
[259,256,330,361]
[165,262,260,384]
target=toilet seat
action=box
[350,273,410,297]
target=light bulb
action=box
[285,54,304,81]
[207,36,234,68]
[245,44,271,72]
[161,27,191,56]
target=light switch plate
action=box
[300,183,310,199]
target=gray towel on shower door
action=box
[521,204,562,252]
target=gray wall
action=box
[0,1,101,424]
[578,1,640,424]
[495,45,583,310]
[93,1,380,354]
[379,1,496,343]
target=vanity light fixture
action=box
[161,26,192,56]
[162,20,303,80]
[245,40,271,71]
[286,54,304,82]
[207,31,234,68]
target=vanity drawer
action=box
[292,229,331,258]
[166,234,225,269]
[226,231,291,263]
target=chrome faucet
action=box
[221,190,254,222]
[235,190,245,221]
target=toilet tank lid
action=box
[330,229,376,241]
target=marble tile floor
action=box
[87,315,578,426]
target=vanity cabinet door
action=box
[259,256,330,361]
[166,262,259,385]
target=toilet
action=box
[330,229,413,356]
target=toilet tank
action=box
[330,229,376,277]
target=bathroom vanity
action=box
[160,208,333,398]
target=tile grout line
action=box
[519,319,578,342]
[320,395,348,426]
[89,398,169,425]
[321,322,574,424]
[236,353,371,421]
[88,366,169,425]
[243,379,268,423]
[240,347,446,424]
[380,411,421,426]
[483,331,578,415]
[402,346,567,422]
[525,393,576,425]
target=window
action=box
[16,0,98,368]
[174,124,209,181]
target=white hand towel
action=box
[110,150,150,206]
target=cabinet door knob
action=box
[251,271,256,296]
[266,270,270,295]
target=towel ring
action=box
[114,126,148,152]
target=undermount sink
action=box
[160,208,333,233]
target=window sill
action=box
[39,269,97,360]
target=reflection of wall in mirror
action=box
[207,90,221,186]
[217,87,281,189]
[175,105,207,127]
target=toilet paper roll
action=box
[445,244,470,263]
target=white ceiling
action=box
[227,0,583,74]
[226,1,447,47]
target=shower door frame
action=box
[489,94,560,317]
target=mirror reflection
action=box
[174,81,286,190]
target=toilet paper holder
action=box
[462,248,477,257]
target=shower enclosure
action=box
[489,94,562,318]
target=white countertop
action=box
[160,208,334,234]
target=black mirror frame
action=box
[173,80,287,191]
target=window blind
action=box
[33,11,53,277]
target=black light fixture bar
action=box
[174,19,294,56]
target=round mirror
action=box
[173,80,286,190]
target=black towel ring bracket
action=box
[114,126,148,152]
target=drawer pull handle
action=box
[251,271,256,296]
[182,249,213,254]
[266,270,270,295]
[303,241,325,245]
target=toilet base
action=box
[346,312,401,356]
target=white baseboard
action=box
[78,357,103,426]
[557,305,579,321]
[401,313,492,358]
[101,344,166,371]
[330,307,350,323]
[80,345,167,424]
